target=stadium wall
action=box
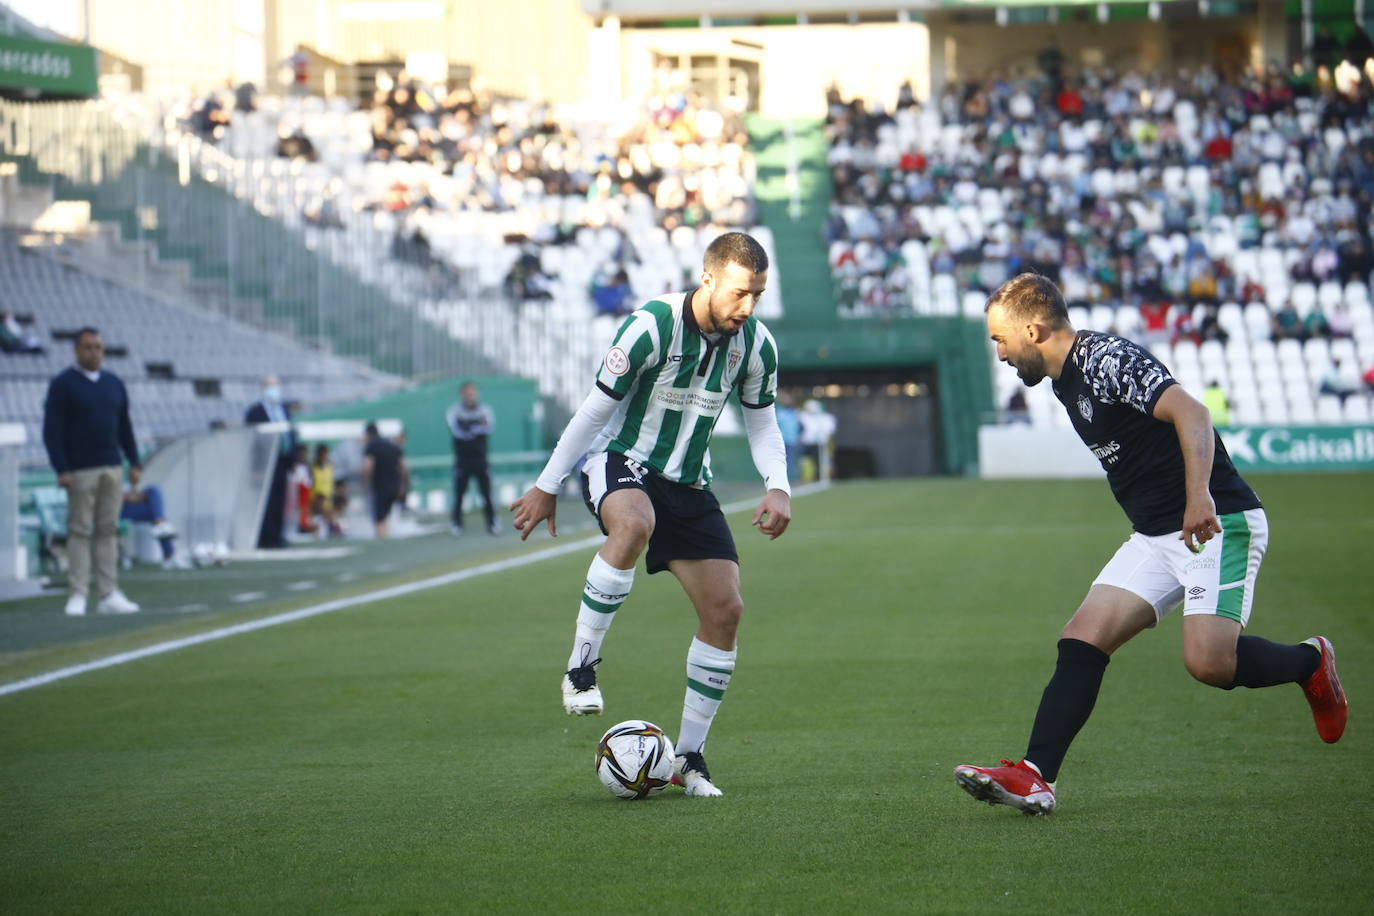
[931,13,1264,84]
[19,0,595,101]
[616,22,930,118]
[302,375,542,461]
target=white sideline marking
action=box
[0,482,828,698]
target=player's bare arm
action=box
[1152,385,1220,552]
[751,488,791,539]
[511,486,558,540]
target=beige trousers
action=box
[66,466,124,598]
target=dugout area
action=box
[772,315,994,477]
[782,365,943,477]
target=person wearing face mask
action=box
[245,375,297,549]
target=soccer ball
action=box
[595,720,675,800]
[191,542,214,567]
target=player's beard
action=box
[1011,348,1047,386]
[706,288,746,337]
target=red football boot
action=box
[953,758,1056,815]
[1300,636,1347,744]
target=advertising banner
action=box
[0,34,98,97]
[1218,425,1374,473]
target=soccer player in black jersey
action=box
[954,274,1347,815]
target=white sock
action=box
[677,637,736,755]
[567,553,634,671]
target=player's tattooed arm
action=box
[1153,385,1220,552]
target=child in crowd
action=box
[289,443,315,534]
[311,443,343,537]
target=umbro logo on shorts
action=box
[1188,586,1207,599]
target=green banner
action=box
[0,34,97,98]
[1219,425,1374,472]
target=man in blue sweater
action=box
[42,328,142,616]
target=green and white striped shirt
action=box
[591,289,779,487]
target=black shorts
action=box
[580,451,738,575]
[372,488,399,523]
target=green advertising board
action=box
[1218,425,1374,472]
[0,34,98,98]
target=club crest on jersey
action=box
[604,347,630,376]
[727,349,741,371]
[1077,395,1094,422]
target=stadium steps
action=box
[746,116,836,326]
[14,149,498,380]
[31,222,300,342]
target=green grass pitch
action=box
[1,474,1369,913]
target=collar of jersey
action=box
[1052,330,1093,394]
[682,287,725,344]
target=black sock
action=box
[1227,636,1319,689]
[1024,638,1110,784]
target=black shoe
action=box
[679,751,710,779]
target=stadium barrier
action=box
[142,425,277,555]
[0,422,42,596]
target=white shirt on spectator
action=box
[1009,91,1034,121]
[1061,121,1087,153]
[1152,86,1176,115]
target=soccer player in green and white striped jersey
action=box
[511,232,792,797]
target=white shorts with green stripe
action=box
[1092,509,1268,627]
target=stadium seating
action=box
[823,69,1374,425]
[151,86,782,413]
[0,232,391,468]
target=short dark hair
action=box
[74,326,100,344]
[364,421,379,438]
[985,273,1070,330]
[703,231,768,275]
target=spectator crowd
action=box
[178,66,760,313]
[822,59,1374,423]
[823,62,1374,329]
